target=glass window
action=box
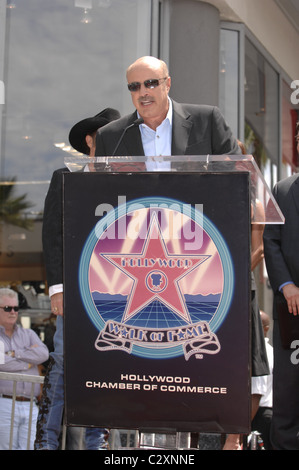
[219,27,240,140]
[244,37,279,189]
[0,0,152,288]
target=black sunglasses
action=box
[0,306,19,312]
[127,77,168,92]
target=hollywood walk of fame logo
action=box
[78,197,234,360]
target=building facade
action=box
[0,0,298,316]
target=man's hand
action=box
[51,292,63,316]
[282,283,299,316]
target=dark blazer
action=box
[95,100,241,157]
[263,173,299,296]
[263,168,299,450]
[42,168,67,287]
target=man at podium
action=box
[95,56,241,163]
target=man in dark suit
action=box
[35,108,120,450]
[263,122,299,449]
[95,56,240,159]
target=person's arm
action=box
[251,394,262,419]
[263,183,299,315]
[0,332,49,373]
[282,283,299,316]
[251,200,265,271]
[43,171,64,315]
[42,171,63,288]
[49,284,63,316]
[0,353,31,372]
[50,291,64,316]
[212,106,241,155]
[13,329,49,365]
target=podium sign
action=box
[64,169,252,433]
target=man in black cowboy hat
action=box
[69,108,121,156]
[35,108,120,450]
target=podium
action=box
[62,155,283,438]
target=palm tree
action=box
[0,177,34,254]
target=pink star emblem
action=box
[102,213,210,324]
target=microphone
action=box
[112,118,144,156]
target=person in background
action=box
[223,141,269,450]
[34,108,120,450]
[251,311,273,450]
[0,288,49,450]
[263,121,299,450]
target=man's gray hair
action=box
[0,288,18,303]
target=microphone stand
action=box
[105,118,144,171]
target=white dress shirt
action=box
[139,98,172,171]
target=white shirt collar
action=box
[138,97,172,130]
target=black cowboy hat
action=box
[68,108,120,154]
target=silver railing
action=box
[0,371,44,450]
[0,371,138,450]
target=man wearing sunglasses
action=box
[95,55,240,163]
[0,288,49,449]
